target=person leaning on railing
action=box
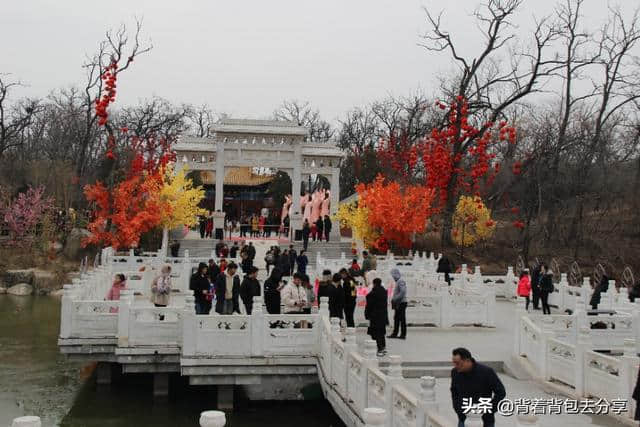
[151,265,172,320]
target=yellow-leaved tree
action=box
[159,165,207,252]
[451,195,496,256]
[333,201,379,250]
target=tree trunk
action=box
[161,226,169,256]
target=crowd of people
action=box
[102,246,640,425]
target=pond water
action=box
[0,295,345,427]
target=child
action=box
[517,270,531,311]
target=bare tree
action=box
[273,100,333,141]
[75,19,152,181]
[0,75,41,159]
[186,103,217,137]
[421,0,558,246]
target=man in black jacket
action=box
[365,278,388,356]
[214,262,241,314]
[340,268,358,327]
[240,266,261,314]
[302,219,310,251]
[450,347,506,427]
[323,215,332,242]
[329,273,345,320]
[190,262,211,314]
[530,263,542,310]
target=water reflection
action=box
[0,296,345,427]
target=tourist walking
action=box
[264,268,284,314]
[388,268,407,339]
[288,244,297,270]
[258,215,266,237]
[340,268,358,328]
[302,274,315,314]
[190,263,211,314]
[317,269,334,302]
[229,242,239,259]
[530,263,542,310]
[199,216,206,239]
[589,275,610,310]
[282,273,308,314]
[214,262,241,314]
[205,215,213,238]
[302,219,310,251]
[207,259,220,283]
[629,281,640,303]
[247,242,256,262]
[279,249,291,277]
[240,266,261,315]
[362,250,377,273]
[296,250,308,275]
[315,217,324,242]
[251,214,259,237]
[437,254,453,286]
[105,273,127,313]
[264,247,275,274]
[323,215,332,242]
[365,277,389,357]
[348,259,361,279]
[151,265,172,320]
[517,270,531,311]
[329,273,345,320]
[450,347,506,427]
[539,265,554,315]
[169,240,180,258]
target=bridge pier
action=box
[96,362,112,385]
[153,373,169,398]
[217,385,234,410]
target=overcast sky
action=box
[1,0,635,122]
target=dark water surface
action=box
[0,295,345,427]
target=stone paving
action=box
[355,301,630,426]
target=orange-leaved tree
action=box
[84,170,166,249]
[356,175,436,250]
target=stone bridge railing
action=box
[514,300,639,422]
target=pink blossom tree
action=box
[3,186,54,246]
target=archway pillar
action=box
[330,168,341,240]
[289,145,303,241]
[213,141,226,239]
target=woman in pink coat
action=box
[517,270,531,311]
[106,274,127,313]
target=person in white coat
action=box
[282,272,308,314]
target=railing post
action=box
[539,316,554,381]
[440,291,452,328]
[621,338,638,419]
[515,414,540,426]
[363,408,386,427]
[485,287,496,327]
[458,264,469,289]
[60,284,74,339]
[181,261,192,294]
[505,266,515,300]
[574,325,590,397]
[385,355,403,426]
[473,266,482,287]
[362,339,378,409]
[416,376,437,426]
[183,293,196,357]
[199,410,226,427]
[559,274,569,311]
[184,249,190,260]
[344,327,357,353]
[11,416,41,427]
[319,296,330,318]
[251,296,264,357]
[117,289,134,347]
[581,278,591,307]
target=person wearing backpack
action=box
[539,264,554,315]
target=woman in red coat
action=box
[517,270,531,311]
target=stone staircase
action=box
[172,239,218,258]
[281,241,353,268]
